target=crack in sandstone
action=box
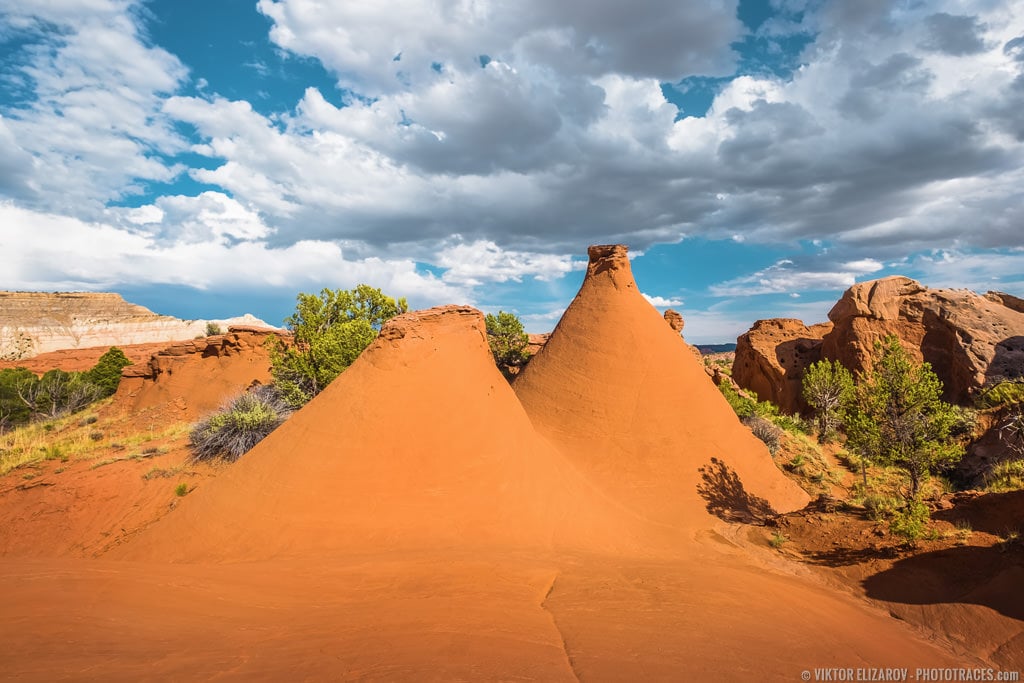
[541,571,580,683]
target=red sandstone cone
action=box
[514,245,810,527]
[117,305,646,562]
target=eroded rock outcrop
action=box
[526,333,550,356]
[732,319,833,413]
[732,276,1024,410]
[821,276,1024,403]
[111,327,290,423]
[663,309,684,334]
[985,291,1024,314]
[0,291,274,360]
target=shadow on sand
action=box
[863,543,1024,621]
[697,457,776,525]
[933,490,1024,537]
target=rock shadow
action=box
[932,489,1024,537]
[863,543,1024,621]
[801,545,898,567]
[986,335,1024,386]
[697,457,776,525]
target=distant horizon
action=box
[3,1,1022,346]
[6,267,1019,346]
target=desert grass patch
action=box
[0,401,189,477]
[1,411,109,475]
[89,446,169,471]
[984,459,1024,493]
[951,519,973,545]
[142,465,186,480]
[768,530,789,549]
[841,450,949,503]
[773,431,845,496]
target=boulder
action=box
[821,276,1024,403]
[732,319,832,414]
[526,333,550,357]
[663,309,685,334]
[732,276,1024,410]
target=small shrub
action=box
[89,431,103,441]
[843,335,964,499]
[270,285,407,408]
[143,466,177,480]
[862,493,902,522]
[953,520,972,545]
[174,482,189,497]
[977,381,1024,409]
[485,311,529,379]
[889,498,930,545]
[205,322,222,336]
[189,386,292,462]
[770,413,810,435]
[85,347,132,397]
[802,359,854,440]
[1000,529,1020,552]
[742,415,783,455]
[718,381,757,418]
[769,530,788,549]
[78,415,98,427]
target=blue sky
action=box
[1,0,1022,343]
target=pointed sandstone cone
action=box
[514,245,809,529]
[117,305,645,562]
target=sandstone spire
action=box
[514,245,809,527]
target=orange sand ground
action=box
[0,246,1015,680]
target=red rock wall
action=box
[110,327,290,424]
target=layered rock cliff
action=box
[0,291,274,360]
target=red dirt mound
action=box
[514,244,810,528]
[107,327,288,426]
[115,306,647,562]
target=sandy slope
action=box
[112,306,651,562]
